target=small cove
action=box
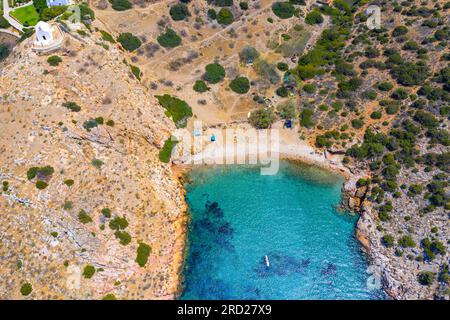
[181,161,384,299]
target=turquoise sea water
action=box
[181,162,384,300]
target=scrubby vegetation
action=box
[229,76,250,94]
[82,265,95,279]
[249,108,275,129]
[0,44,9,61]
[109,0,132,11]
[136,243,152,267]
[170,3,190,21]
[159,137,178,163]
[20,283,32,296]
[102,293,117,300]
[272,2,295,19]
[100,30,115,43]
[193,80,209,93]
[217,8,234,25]
[204,62,226,84]
[155,94,192,128]
[117,33,141,52]
[62,101,81,112]
[157,28,182,48]
[305,10,323,25]
[78,210,93,224]
[47,55,62,66]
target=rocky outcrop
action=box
[0,29,186,299]
[345,168,448,300]
[341,175,370,213]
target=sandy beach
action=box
[171,121,350,177]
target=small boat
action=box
[264,255,270,267]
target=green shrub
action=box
[82,265,95,279]
[276,86,289,97]
[305,10,323,25]
[364,47,380,58]
[398,235,416,248]
[193,80,209,93]
[229,76,250,94]
[27,166,54,180]
[20,283,32,296]
[78,210,93,224]
[101,208,111,218]
[392,25,408,37]
[109,216,128,230]
[36,180,48,189]
[169,3,190,21]
[362,90,377,100]
[299,109,314,128]
[402,41,419,51]
[378,81,393,91]
[418,271,435,286]
[239,2,248,10]
[207,9,217,20]
[272,2,295,19]
[130,65,142,80]
[381,235,395,248]
[413,110,439,129]
[136,243,152,267]
[408,184,423,197]
[83,119,98,131]
[91,159,103,169]
[390,62,429,86]
[217,8,234,25]
[438,264,449,284]
[378,210,390,222]
[249,108,275,129]
[391,88,408,100]
[204,63,226,84]
[19,28,35,43]
[102,293,117,300]
[370,111,382,119]
[212,0,233,6]
[109,0,132,11]
[157,28,181,48]
[351,119,364,129]
[338,77,363,93]
[0,44,9,61]
[117,33,142,52]
[100,30,115,43]
[277,62,289,71]
[155,94,193,128]
[62,101,81,112]
[78,2,95,22]
[159,137,178,163]
[47,55,62,66]
[115,231,131,245]
[385,103,399,115]
[302,83,316,93]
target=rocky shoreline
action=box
[172,148,388,299]
[174,147,444,300]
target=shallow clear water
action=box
[181,162,384,300]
